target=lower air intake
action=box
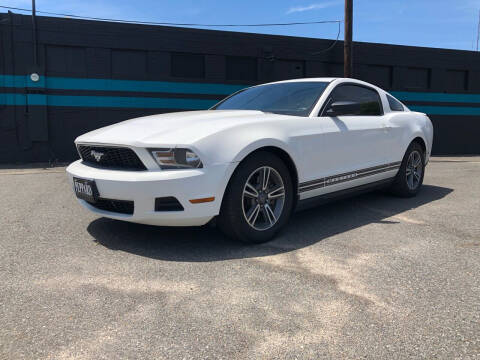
[88,198,134,215]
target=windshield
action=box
[212,81,329,116]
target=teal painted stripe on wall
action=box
[2,74,480,103]
[1,93,27,105]
[2,74,480,114]
[0,74,246,95]
[46,77,246,95]
[391,91,480,104]
[408,105,480,116]
[1,75,33,87]
[0,93,217,109]
[46,95,217,109]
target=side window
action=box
[323,84,383,116]
[387,94,405,111]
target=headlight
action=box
[149,148,203,169]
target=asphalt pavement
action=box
[0,157,479,359]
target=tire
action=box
[218,151,294,243]
[390,141,425,197]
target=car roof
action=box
[261,77,337,85]
[256,77,385,91]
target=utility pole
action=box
[344,0,353,77]
[476,9,480,51]
[31,0,38,66]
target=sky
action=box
[1,0,480,51]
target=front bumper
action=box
[66,160,236,226]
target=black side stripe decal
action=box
[298,162,401,193]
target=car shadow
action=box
[87,185,453,262]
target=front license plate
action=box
[73,177,98,203]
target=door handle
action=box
[382,123,391,132]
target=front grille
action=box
[87,198,134,215]
[78,145,147,171]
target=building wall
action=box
[1,13,480,163]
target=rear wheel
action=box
[218,151,294,243]
[390,141,425,197]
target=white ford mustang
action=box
[66,78,433,243]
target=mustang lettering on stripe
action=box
[298,162,401,193]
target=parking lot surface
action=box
[1,157,479,359]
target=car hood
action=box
[75,110,291,147]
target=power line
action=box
[0,4,342,55]
[311,20,341,55]
[0,5,341,27]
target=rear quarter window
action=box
[387,94,405,112]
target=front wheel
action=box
[390,141,425,197]
[218,152,294,243]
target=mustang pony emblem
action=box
[90,150,104,162]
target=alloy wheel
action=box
[406,150,423,190]
[242,166,286,231]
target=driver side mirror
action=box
[325,101,362,116]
